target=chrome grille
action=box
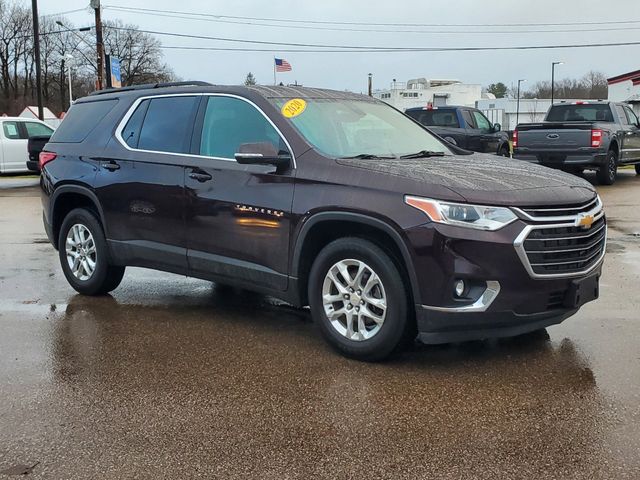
[516,197,600,221]
[514,199,606,278]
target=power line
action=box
[158,41,640,53]
[42,8,89,18]
[103,4,640,28]
[108,25,640,52]
[104,6,640,35]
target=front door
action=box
[622,106,640,162]
[184,95,295,291]
[471,110,500,154]
[94,95,200,273]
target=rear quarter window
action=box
[50,99,118,143]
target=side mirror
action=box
[234,142,291,167]
[493,123,502,132]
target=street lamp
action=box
[516,79,526,127]
[551,61,564,105]
[64,54,74,108]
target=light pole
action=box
[31,0,44,120]
[64,54,74,108]
[516,79,526,127]
[367,73,372,97]
[551,61,563,105]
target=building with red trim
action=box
[608,69,640,115]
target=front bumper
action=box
[404,213,604,344]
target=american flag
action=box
[275,58,292,72]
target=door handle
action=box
[189,171,212,182]
[101,161,120,171]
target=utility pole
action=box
[92,0,104,90]
[551,61,563,105]
[368,73,372,97]
[31,0,44,120]
[516,79,526,127]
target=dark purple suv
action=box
[39,82,605,361]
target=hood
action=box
[336,153,596,207]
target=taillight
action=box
[591,129,603,148]
[39,151,57,169]
[512,129,518,148]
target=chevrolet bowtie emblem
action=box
[576,213,595,229]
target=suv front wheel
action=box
[58,208,125,295]
[308,237,413,361]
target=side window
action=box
[615,105,629,125]
[24,122,54,137]
[199,96,284,159]
[2,121,21,139]
[121,99,150,148]
[624,106,639,126]
[461,110,475,129]
[472,111,492,132]
[138,96,199,154]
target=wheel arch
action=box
[291,212,420,306]
[50,185,106,250]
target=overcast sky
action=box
[35,0,640,93]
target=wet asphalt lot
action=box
[1,172,639,479]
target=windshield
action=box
[273,98,452,158]
[546,104,614,123]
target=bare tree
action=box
[102,20,175,86]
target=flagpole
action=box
[273,56,276,85]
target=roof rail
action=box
[89,81,213,96]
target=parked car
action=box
[27,135,52,172]
[405,106,511,157]
[513,101,640,185]
[40,82,605,361]
[0,117,54,174]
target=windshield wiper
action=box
[399,150,446,159]
[341,153,397,160]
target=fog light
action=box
[454,280,466,297]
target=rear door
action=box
[95,95,200,273]
[622,105,640,161]
[0,121,28,173]
[183,95,295,291]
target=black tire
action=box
[499,144,510,157]
[635,164,640,175]
[58,208,125,295]
[308,237,412,361]
[596,149,618,185]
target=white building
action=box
[607,69,640,116]
[19,106,62,129]
[373,78,489,111]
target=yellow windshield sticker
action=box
[281,98,307,118]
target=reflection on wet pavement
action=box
[1,174,639,478]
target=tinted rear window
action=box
[546,104,614,122]
[406,109,459,128]
[137,96,199,154]
[50,99,118,143]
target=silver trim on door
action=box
[113,92,297,168]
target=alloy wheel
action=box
[322,259,387,341]
[65,224,97,281]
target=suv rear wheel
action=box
[58,208,125,295]
[596,149,618,185]
[308,237,412,361]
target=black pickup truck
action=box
[26,134,52,172]
[513,101,640,185]
[405,106,511,157]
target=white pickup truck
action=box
[0,117,54,174]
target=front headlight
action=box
[405,196,517,231]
